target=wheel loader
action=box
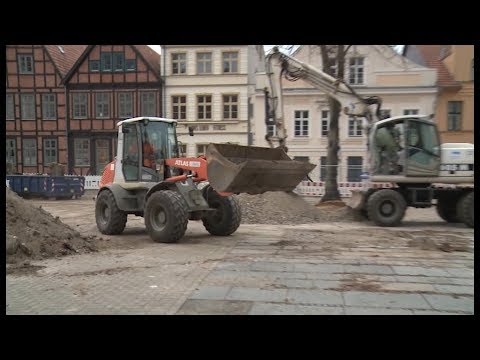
[95,116,315,243]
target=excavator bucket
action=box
[206,143,316,194]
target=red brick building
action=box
[6,45,162,175]
[6,45,86,174]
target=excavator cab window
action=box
[404,119,440,176]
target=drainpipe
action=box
[64,84,70,175]
[161,45,167,117]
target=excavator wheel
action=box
[95,189,127,235]
[367,189,406,227]
[144,190,189,243]
[201,186,241,236]
[436,194,460,223]
[456,192,474,228]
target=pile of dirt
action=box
[235,192,366,225]
[6,187,100,266]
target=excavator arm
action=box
[264,46,382,149]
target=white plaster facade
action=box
[252,45,438,182]
[161,45,263,157]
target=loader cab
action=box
[119,117,179,183]
[370,116,440,177]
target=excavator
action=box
[263,46,474,228]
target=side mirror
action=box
[122,126,130,134]
[188,126,194,137]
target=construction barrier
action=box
[293,180,396,197]
[84,175,102,189]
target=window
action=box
[21,94,35,120]
[196,144,209,156]
[118,92,133,118]
[23,138,37,166]
[73,93,88,119]
[223,94,238,120]
[43,138,57,165]
[141,92,156,116]
[321,110,329,136]
[89,60,100,72]
[95,92,110,118]
[42,94,56,120]
[18,54,33,74]
[330,62,338,78]
[447,101,462,131]
[347,157,363,182]
[379,109,392,120]
[294,110,309,137]
[126,59,136,71]
[320,156,327,181]
[197,95,212,120]
[267,124,277,137]
[348,57,364,85]
[100,52,113,72]
[213,124,226,131]
[178,143,187,157]
[403,109,419,116]
[6,94,14,120]
[222,52,238,73]
[113,52,125,71]
[172,53,187,74]
[6,139,16,167]
[74,138,90,166]
[197,52,212,74]
[348,116,363,136]
[172,96,187,120]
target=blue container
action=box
[7,174,85,199]
[6,175,49,197]
[45,176,85,198]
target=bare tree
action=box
[319,45,349,202]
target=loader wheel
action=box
[202,186,241,236]
[144,190,188,243]
[436,194,460,223]
[367,189,406,227]
[457,192,474,228]
[95,190,127,235]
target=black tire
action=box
[144,190,188,243]
[367,189,406,227]
[457,192,474,228]
[95,190,127,235]
[436,194,460,223]
[202,186,241,236]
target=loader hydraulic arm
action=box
[264,46,382,149]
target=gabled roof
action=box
[61,45,161,84]
[44,45,88,78]
[133,45,160,75]
[404,45,459,88]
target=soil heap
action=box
[235,191,366,225]
[6,187,99,265]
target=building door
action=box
[95,139,111,175]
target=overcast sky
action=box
[148,45,404,55]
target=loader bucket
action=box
[346,189,367,210]
[206,143,316,194]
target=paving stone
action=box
[423,294,474,313]
[344,265,394,275]
[225,287,287,302]
[287,289,344,306]
[294,264,344,273]
[345,307,414,315]
[249,302,344,315]
[392,266,450,277]
[433,285,474,296]
[176,300,253,315]
[343,291,431,309]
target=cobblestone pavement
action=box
[6,194,474,315]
